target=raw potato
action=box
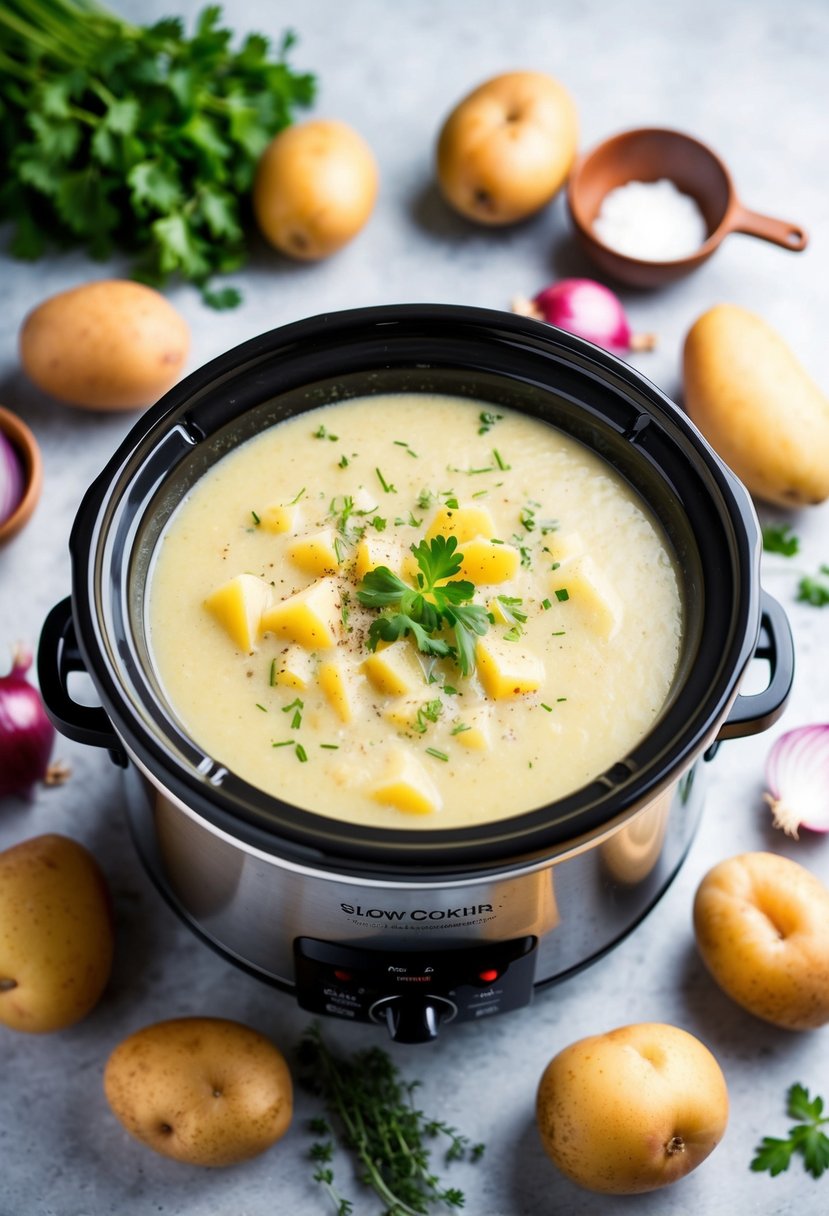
[536,1023,728,1194]
[693,851,829,1030]
[254,119,378,259]
[436,71,578,225]
[19,280,190,411]
[104,1017,293,1166]
[683,304,829,506]
[0,834,113,1033]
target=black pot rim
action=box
[67,304,761,880]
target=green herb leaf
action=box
[762,523,800,557]
[478,410,503,435]
[751,1084,829,1179]
[797,568,829,607]
[356,536,489,675]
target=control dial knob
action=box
[369,994,457,1043]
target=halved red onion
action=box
[765,724,829,838]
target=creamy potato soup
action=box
[148,393,682,829]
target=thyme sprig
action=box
[300,1025,484,1215]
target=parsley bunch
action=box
[357,535,490,676]
[751,1083,829,1179]
[0,0,315,306]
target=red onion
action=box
[764,724,829,838]
[512,279,656,354]
[0,429,24,526]
[0,644,56,800]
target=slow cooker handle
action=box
[716,590,794,741]
[38,597,126,762]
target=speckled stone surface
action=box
[1,1,828,1213]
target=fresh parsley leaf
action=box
[478,410,503,435]
[797,567,829,607]
[356,536,490,675]
[751,1083,829,1179]
[751,1136,796,1177]
[762,523,800,557]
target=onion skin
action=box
[765,724,829,838]
[513,279,656,354]
[0,646,55,800]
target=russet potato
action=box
[536,1022,728,1194]
[253,119,378,260]
[104,1017,293,1166]
[0,833,113,1033]
[683,304,829,506]
[436,71,578,225]
[693,851,829,1030]
[19,280,189,411]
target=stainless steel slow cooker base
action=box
[122,759,705,1037]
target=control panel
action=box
[294,936,537,1042]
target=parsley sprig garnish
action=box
[356,535,489,676]
[751,1083,829,1179]
[300,1024,484,1216]
[0,1,315,304]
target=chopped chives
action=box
[255,703,267,712]
[295,744,308,762]
[493,449,510,470]
[320,743,339,750]
[451,723,471,735]
[269,658,277,686]
[557,697,568,703]
[471,489,489,499]
[376,467,397,493]
[291,710,302,730]
[272,739,294,748]
[426,747,449,762]
[250,509,261,525]
[289,487,306,504]
[541,598,552,611]
[551,630,566,637]
[490,538,504,545]
[338,454,349,468]
[541,703,553,712]
[555,588,570,602]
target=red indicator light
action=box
[334,969,353,982]
[478,968,499,983]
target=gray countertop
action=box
[1,2,828,1213]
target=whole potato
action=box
[436,71,578,225]
[20,280,190,411]
[683,304,829,506]
[253,119,378,260]
[693,851,829,1030]
[104,1017,293,1166]
[0,833,113,1033]
[536,1023,728,1194]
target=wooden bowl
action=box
[567,128,808,288]
[0,405,42,546]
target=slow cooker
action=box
[38,305,793,1044]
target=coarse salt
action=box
[593,178,708,261]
